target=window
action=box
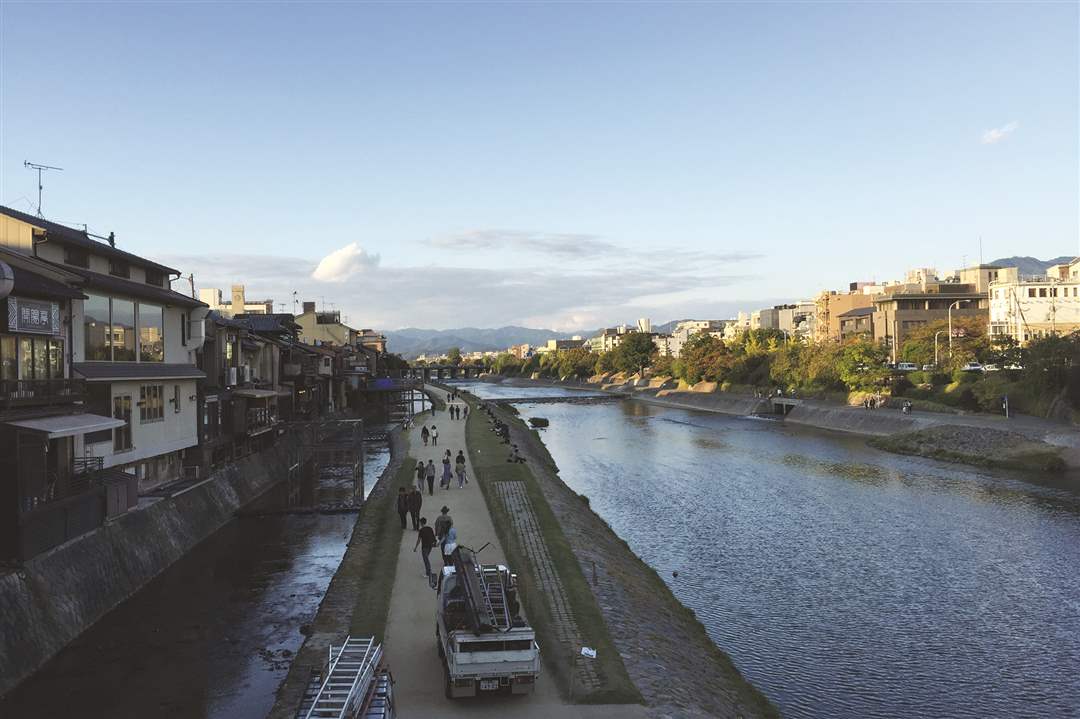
[112,299,136,361]
[140,384,164,422]
[109,259,130,278]
[84,294,111,360]
[181,312,188,346]
[0,336,15,380]
[1039,288,1047,298]
[138,303,164,362]
[173,384,181,413]
[64,245,89,268]
[114,394,132,451]
[1028,288,1037,298]
[145,270,164,287]
[84,294,166,362]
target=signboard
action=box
[7,297,60,336]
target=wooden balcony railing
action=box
[0,378,86,410]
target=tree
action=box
[837,337,890,390]
[612,332,656,376]
[446,346,462,365]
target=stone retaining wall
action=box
[0,437,297,697]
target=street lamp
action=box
[947,300,968,358]
[934,330,946,366]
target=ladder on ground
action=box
[304,636,382,719]
[478,565,512,630]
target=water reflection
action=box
[455,381,1080,719]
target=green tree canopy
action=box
[446,346,462,365]
[612,332,656,375]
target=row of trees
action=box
[477,323,1080,416]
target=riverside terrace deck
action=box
[403,365,484,381]
[485,394,621,405]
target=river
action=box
[454,380,1080,719]
[1,440,392,718]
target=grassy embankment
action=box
[463,397,642,705]
[346,448,419,639]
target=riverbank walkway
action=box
[382,385,647,719]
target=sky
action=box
[1,2,1077,332]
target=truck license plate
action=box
[479,679,499,691]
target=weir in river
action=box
[454,380,1080,719]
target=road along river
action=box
[454,380,1080,719]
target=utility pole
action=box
[948,300,967,357]
[24,161,63,217]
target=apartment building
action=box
[989,259,1080,344]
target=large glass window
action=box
[111,299,136,361]
[138,303,164,362]
[84,294,111,361]
[113,394,132,451]
[48,339,64,379]
[19,337,32,379]
[0,336,16,380]
[32,337,48,379]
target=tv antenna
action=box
[24,161,63,217]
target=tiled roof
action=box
[12,265,86,300]
[62,266,206,309]
[0,205,180,275]
[838,306,875,318]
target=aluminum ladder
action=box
[478,565,511,630]
[304,636,381,719]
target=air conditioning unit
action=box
[242,366,251,383]
[228,367,238,386]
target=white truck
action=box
[436,547,541,699]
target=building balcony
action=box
[0,378,86,411]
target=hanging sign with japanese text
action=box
[7,297,61,335]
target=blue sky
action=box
[1,2,1076,331]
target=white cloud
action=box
[311,242,380,283]
[981,121,1019,145]
[430,229,616,258]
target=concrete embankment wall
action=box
[0,438,297,697]
[783,404,918,436]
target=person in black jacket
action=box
[407,486,422,530]
[395,487,409,529]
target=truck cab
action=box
[436,548,541,698]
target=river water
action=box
[1,441,391,718]
[455,381,1080,719]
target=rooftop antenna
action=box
[24,161,63,218]
[278,303,287,313]
[292,291,298,313]
[979,236,983,266]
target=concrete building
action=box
[871,272,989,362]
[659,320,729,357]
[534,338,587,355]
[989,259,1080,344]
[838,306,874,339]
[295,301,357,347]
[197,284,274,317]
[813,288,876,343]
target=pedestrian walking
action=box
[431,425,439,446]
[463,405,468,419]
[408,486,422,530]
[455,450,467,488]
[425,460,436,495]
[414,460,425,492]
[414,517,437,581]
[395,487,409,529]
[421,425,429,446]
[434,506,453,562]
[441,454,453,489]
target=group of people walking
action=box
[420,424,438,446]
[413,450,468,495]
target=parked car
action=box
[921,364,936,371]
[896,362,919,372]
[982,364,1000,372]
[960,362,984,372]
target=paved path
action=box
[382,386,647,719]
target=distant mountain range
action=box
[384,320,695,358]
[989,256,1077,276]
